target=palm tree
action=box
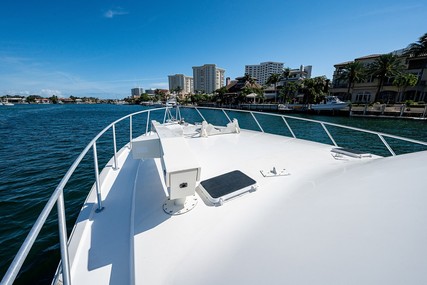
[175,86,183,98]
[405,33,427,57]
[241,85,264,104]
[279,81,299,103]
[282,68,291,82]
[301,76,329,104]
[242,73,256,85]
[368,54,405,103]
[266,73,281,102]
[393,73,418,102]
[278,68,292,103]
[214,86,228,105]
[339,61,366,100]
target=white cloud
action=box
[150,82,169,89]
[104,8,128,18]
[40,89,62,97]
[0,54,170,99]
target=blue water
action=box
[1,104,426,284]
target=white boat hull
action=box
[311,102,349,110]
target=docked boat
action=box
[278,103,292,111]
[140,101,154,106]
[2,107,427,285]
[165,98,177,107]
[1,99,14,106]
[311,96,349,110]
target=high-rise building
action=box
[192,64,225,94]
[168,74,194,95]
[131,87,144,98]
[245,62,284,85]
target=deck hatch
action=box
[199,170,257,205]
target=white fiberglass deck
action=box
[67,126,427,285]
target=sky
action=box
[0,0,426,99]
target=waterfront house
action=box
[330,50,427,104]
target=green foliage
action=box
[393,73,418,88]
[368,53,405,102]
[154,89,168,101]
[190,93,209,105]
[339,61,367,99]
[405,100,415,107]
[49,95,59,104]
[266,73,281,87]
[26,95,42,103]
[300,76,329,103]
[405,32,427,57]
[279,81,299,103]
[282,68,291,80]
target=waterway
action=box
[0,104,426,284]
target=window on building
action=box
[356,92,371,103]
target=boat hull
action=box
[311,103,349,110]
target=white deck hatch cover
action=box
[199,170,257,205]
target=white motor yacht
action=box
[311,96,349,110]
[2,107,427,285]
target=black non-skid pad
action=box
[200,170,256,199]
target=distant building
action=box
[192,64,225,94]
[330,50,426,103]
[131,88,144,98]
[245,62,284,85]
[145,88,156,95]
[168,74,194,95]
[286,65,312,81]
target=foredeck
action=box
[65,126,427,284]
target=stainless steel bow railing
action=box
[1,107,172,285]
[193,106,427,156]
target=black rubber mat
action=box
[200,170,256,199]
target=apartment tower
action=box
[192,64,225,94]
[168,74,194,95]
[245,61,284,85]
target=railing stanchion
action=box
[250,112,264,132]
[145,111,151,135]
[93,142,104,212]
[321,123,338,147]
[177,106,182,121]
[57,188,71,285]
[282,116,296,138]
[222,109,232,123]
[378,134,396,156]
[163,108,168,123]
[194,107,206,122]
[129,115,133,150]
[112,124,118,170]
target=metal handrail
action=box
[3,105,427,285]
[1,107,169,285]
[193,106,427,156]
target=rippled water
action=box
[0,104,426,284]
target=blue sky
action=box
[0,0,426,99]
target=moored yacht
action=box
[311,95,349,110]
[2,107,427,285]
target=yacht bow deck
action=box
[65,123,427,284]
